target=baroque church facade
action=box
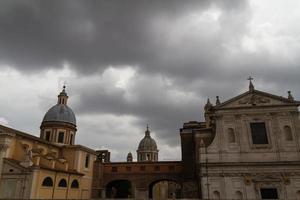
[0,80,300,199]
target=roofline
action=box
[0,124,61,148]
[38,165,84,175]
[214,89,300,109]
[64,145,97,154]
[215,103,300,111]
[3,158,32,172]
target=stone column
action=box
[0,133,14,184]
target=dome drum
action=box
[40,121,77,130]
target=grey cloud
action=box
[1,0,300,160]
[0,0,250,76]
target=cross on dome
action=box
[145,124,150,136]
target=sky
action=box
[0,0,300,161]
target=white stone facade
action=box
[198,88,300,199]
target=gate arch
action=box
[149,179,182,199]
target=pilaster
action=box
[0,132,14,183]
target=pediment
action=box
[215,90,297,109]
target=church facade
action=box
[192,80,300,199]
[0,87,97,199]
[1,80,300,199]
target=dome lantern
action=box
[58,85,68,105]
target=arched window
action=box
[42,177,53,187]
[284,125,293,141]
[58,178,67,187]
[58,132,64,143]
[71,179,79,188]
[235,191,243,199]
[228,128,236,143]
[213,191,220,200]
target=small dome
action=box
[42,104,76,125]
[127,152,133,162]
[138,128,158,151]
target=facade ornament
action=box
[216,96,221,105]
[0,143,10,152]
[58,157,67,163]
[0,132,14,151]
[44,151,57,160]
[204,98,213,112]
[20,148,33,168]
[281,172,291,185]
[287,91,294,101]
[238,95,270,105]
[31,148,44,156]
[244,174,252,185]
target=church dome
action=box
[138,127,158,151]
[42,86,76,125]
[42,104,76,125]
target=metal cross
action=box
[63,81,67,89]
[247,76,253,81]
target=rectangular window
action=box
[85,154,90,168]
[250,122,268,144]
[58,132,64,143]
[260,188,278,199]
[45,131,51,141]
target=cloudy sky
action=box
[0,0,300,161]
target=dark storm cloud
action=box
[1,0,300,159]
[70,72,202,146]
[0,0,249,76]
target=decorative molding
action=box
[239,95,271,106]
[200,172,300,178]
[0,143,10,151]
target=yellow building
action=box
[0,86,96,199]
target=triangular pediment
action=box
[215,90,299,109]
